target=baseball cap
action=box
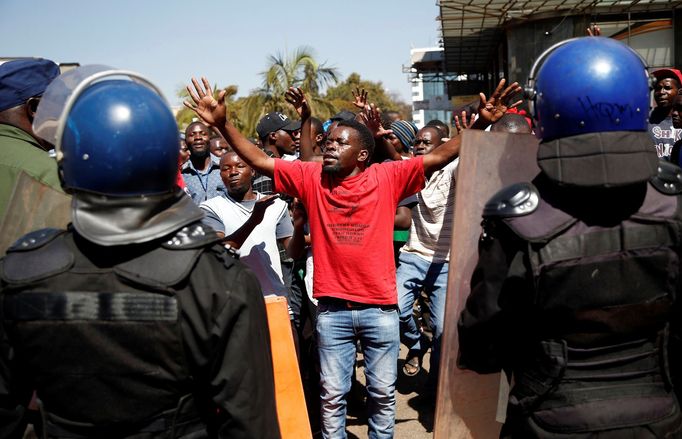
[330,110,356,122]
[0,58,60,112]
[652,68,682,86]
[256,111,300,139]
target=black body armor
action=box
[0,223,278,439]
[461,170,682,438]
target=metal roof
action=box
[438,0,682,74]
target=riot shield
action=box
[434,129,539,438]
[0,171,71,253]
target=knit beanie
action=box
[390,120,417,149]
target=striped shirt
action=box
[401,158,458,263]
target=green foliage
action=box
[240,46,340,136]
[176,48,412,137]
[324,73,411,120]
[176,84,243,133]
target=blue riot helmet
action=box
[33,66,204,245]
[525,37,658,188]
[526,37,650,142]
[34,66,178,195]
[61,80,178,195]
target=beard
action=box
[322,163,341,175]
[190,145,209,159]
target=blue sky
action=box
[0,0,441,108]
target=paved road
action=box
[345,345,435,439]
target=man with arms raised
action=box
[185,76,520,439]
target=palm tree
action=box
[241,46,339,136]
[176,84,243,132]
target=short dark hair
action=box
[491,113,532,134]
[426,119,450,137]
[336,120,375,158]
[185,121,208,136]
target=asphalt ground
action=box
[344,344,435,439]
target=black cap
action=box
[256,112,300,138]
[330,110,356,122]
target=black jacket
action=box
[0,223,280,439]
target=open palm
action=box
[184,77,227,127]
[477,79,522,125]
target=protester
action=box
[0,66,279,438]
[309,116,326,156]
[671,95,682,164]
[0,58,61,220]
[490,112,532,134]
[386,120,416,158]
[425,119,450,140]
[257,111,300,160]
[251,112,300,194]
[209,135,231,157]
[185,75,520,439]
[649,68,682,159]
[395,125,455,398]
[459,37,682,437]
[181,121,225,204]
[200,151,295,298]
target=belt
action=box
[319,297,396,311]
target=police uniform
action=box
[0,66,281,439]
[458,38,682,438]
[459,166,682,437]
[0,221,280,439]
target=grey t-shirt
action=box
[648,115,681,159]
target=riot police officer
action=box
[0,66,280,438]
[458,37,682,437]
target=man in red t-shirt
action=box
[185,76,521,439]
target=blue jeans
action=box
[316,300,399,439]
[396,251,448,382]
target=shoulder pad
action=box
[117,224,220,287]
[223,243,240,260]
[650,160,682,195]
[7,228,65,253]
[115,246,203,287]
[161,223,221,250]
[483,182,539,218]
[2,230,73,283]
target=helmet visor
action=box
[33,65,166,152]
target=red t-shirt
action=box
[275,158,425,304]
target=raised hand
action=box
[477,79,523,126]
[351,88,368,110]
[453,110,476,135]
[184,77,227,127]
[285,87,311,120]
[251,194,279,224]
[587,24,601,36]
[359,103,392,138]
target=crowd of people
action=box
[0,33,681,439]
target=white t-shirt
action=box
[200,193,293,296]
[401,158,458,263]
